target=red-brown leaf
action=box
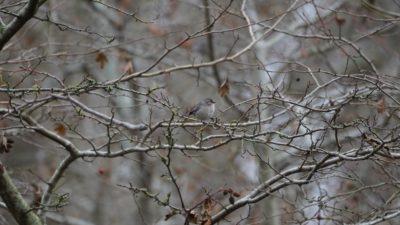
[123,61,134,74]
[335,15,346,26]
[376,98,385,113]
[218,79,229,97]
[147,24,165,37]
[96,52,108,69]
[232,191,241,197]
[54,123,67,136]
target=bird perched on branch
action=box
[188,98,216,121]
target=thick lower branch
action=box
[0,0,40,51]
[0,160,43,225]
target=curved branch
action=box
[0,160,43,225]
[0,0,40,51]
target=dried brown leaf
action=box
[31,183,42,208]
[232,191,241,197]
[123,61,134,74]
[335,15,346,26]
[147,24,165,37]
[376,98,385,113]
[202,218,212,225]
[218,79,229,97]
[54,123,67,136]
[96,52,108,69]
[222,188,233,195]
[187,211,198,224]
[203,197,213,213]
[180,39,193,49]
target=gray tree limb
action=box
[0,0,40,51]
[0,160,43,225]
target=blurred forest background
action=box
[1,0,400,225]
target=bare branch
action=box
[0,0,40,51]
[0,160,43,225]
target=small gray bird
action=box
[188,98,216,120]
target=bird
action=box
[188,98,216,121]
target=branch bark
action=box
[0,0,40,51]
[0,160,43,225]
